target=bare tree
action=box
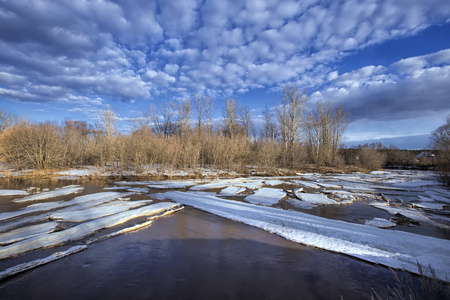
[238,104,253,138]
[194,94,214,135]
[223,98,240,138]
[149,101,176,138]
[275,85,307,167]
[262,103,276,141]
[177,98,192,137]
[306,102,349,166]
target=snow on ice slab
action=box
[49,200,152,222]
[244,188,285,206]
[0,222,57,246]
[285,199,315,210]
[158,191,450,281]
[296,193,337,205]
[219,186,246,196]
[393,180,439,188]
[316,182,342,189]
[189,180,239,191]
[0,189,28,196]
[0,202,182,260]
[413,202,446,210]
[0,192,134,223]
[147,181,196,189]
[425,191,450,204]
[365,218,396,228]
[13,186,84,203]
[235,180,264,190]
[289,180,320,189]
[263,180,285,186]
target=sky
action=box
[0,0,449,149]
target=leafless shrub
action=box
[358,144,387,171]
[430,116,450,186]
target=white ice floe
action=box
[295,193,337,205]
[0,222,57,246]
[393,180,439,188]
[289,180,320,189]
[317,182,342,189]
[263,180,285,186]
[244,188,285,206]
[425,191,450,204]
[0,202,182,260]
[285,198,315,210]
[370,203,431,222]
[365,218,396,228]
[235,180,264,190]
[0,192,134,223]
[189,180,238,191]
[157,191,450,281]
[0,245,88,281]
[413,202,446,210]
[104,186,133,190]
[126,187,148,193]
[417,195,434,202]
[0,189,28,196]
[49,200,152,222]
[147,181,196,189]
[219,186,246,196]
[370,203,449,229]
[13,186,85,203]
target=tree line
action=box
[0,85,446,177]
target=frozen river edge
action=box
[157,191,450,282]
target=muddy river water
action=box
[0,176,448,299]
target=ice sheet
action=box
[0,202,182,260]
[285,198,315,210]
[0,189,28,196]
[0,192,134,223]
[13,186,85,203]
[295,193,337,205]
[365,218,396,228]
[288,180,320,189]
[157,191,450,281]
[0,222,57,245]
[244,188,285,206]
[49,200,152,222]
[219,186,246,196]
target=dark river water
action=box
[0,179,440,299]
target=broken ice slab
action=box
[364,218,396,228]
[263,180,285,186]
[0,222,58,246]
[285,198,315,210]
[244,188,285,206]
[288,180,320,189]
[49,200,153,222]
[219,186,246,196]
[295,193,337,205]
[13,186,85,203]
[0,189,28,196]
[0,192,135,223]
[413,202,446,210]
[0,202,182,260]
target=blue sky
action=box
[0,0,449,149]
